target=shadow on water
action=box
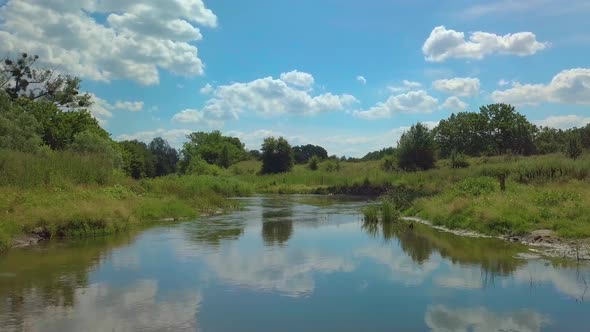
[261,196,294,247]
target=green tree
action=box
[2,53,91,108]
[434,112,490,157]
[566,133,583,160]
[397,123,436,171]
[70,130,122,168]
[308,155,320,170]
[480,103,536,155]
[0,92,44,152]
[179,131,246,171]
[260,136,294,174]
[534,126,567,154]
[293,144,328,164]
[119,140,156,179]
[148,137,179,176]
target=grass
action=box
[1,149,589,251]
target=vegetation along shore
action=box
[1,53,589,256]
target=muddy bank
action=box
[312,183,393,196]
[402,216,590,261]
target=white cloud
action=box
[200,83,213,94]
[441,96,468,112]
[356,75,367,85]
[534,115,590,129]
[425,305,549,332]
[492,68,590,105]
[422,26,548,62]
[279,70,315,89]
[498,79,511,86]
[172,73,357,125]
[0,0,217,85]
[388,80,422,93]
[114,100,144,112]
[354,90,438,120]
[117,128,192,147]
[433,77,480,97]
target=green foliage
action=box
[362,147,396,161]
[2,53,91,108]
[566,133,583,160]
[480,103,537,155]
[260,136,294,174]
[308,155,320,170]
[382,156,396,172]
[534,190,580,206]
[18,98,108,150]
[0,92,44,152]
[148,137,178,176]
[324,159,341,172]
[70,130,122,169]
[184,156,224,176]
[435,112,491,157]
[453,177,498,196]
[450,150,469,168]
[293,144,328,164]
[397,122,436,171]
[179,130,246,170]
[119,140,156,179]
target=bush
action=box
[308,155,320,170]
[382,156,396,172]
[397,123,436,171]
[453,177,498,196]
[450,150,469,168]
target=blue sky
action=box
[1,0,589,156]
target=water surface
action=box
[1,196,589,331]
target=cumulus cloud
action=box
[388,80,422,93]
[200,83,214,94]
[534,115,590,129]
[356,75,367,85]
[117,128,192,147]
[354,90,438,120]
[432,77,480,97]
[172,72,358,125]
[422,26,548,62]
[491,68,590,105]
[114,100,144,112]
[0,0,217,85]
[279,70,315,89]
[441,96,468,111]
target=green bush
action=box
[308,155,320,170]
[453,177,497,196]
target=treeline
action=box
[360,104,589,170]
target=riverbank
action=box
[0,175,253,251]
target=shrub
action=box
[308,155,320,170]
[397,123,436,171]
[453,177,497,196]
[450,150,469,168]
[382,156,396,172]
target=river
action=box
[1,196,589,331]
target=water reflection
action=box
[261,197,294,246]
[425,305,549,332]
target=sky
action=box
[1,0,589,157]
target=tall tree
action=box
[119,140,156,179]
[292,144,328,164]
[480,103,536,155]
[179,131,246,171]
[260,136,294,174]
[148,137,179,176]
[397,123,436,171]
[434,112,490,157]
[0,92,44,152]
[2,53,91,108]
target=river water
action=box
[1,196,589,331]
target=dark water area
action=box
[1,196,589,331]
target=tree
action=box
[434,112,490,157]
[16,98,108,150]
[534,126,567,154]
[0,92,44,152]
[260,136,294,174]
[179,131,246,171]
[70,130,122,168]
[119,140,156,179]
[566,134,583,160]
[480,103,536,155]
[308,155,320,170]
[292,144,328,164]
[2,53,91,108]
[148,137,179,176]
[397,123,436,171]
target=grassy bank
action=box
[231,153,590,238]
[2,148,590,252]
[0,150,254,251]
